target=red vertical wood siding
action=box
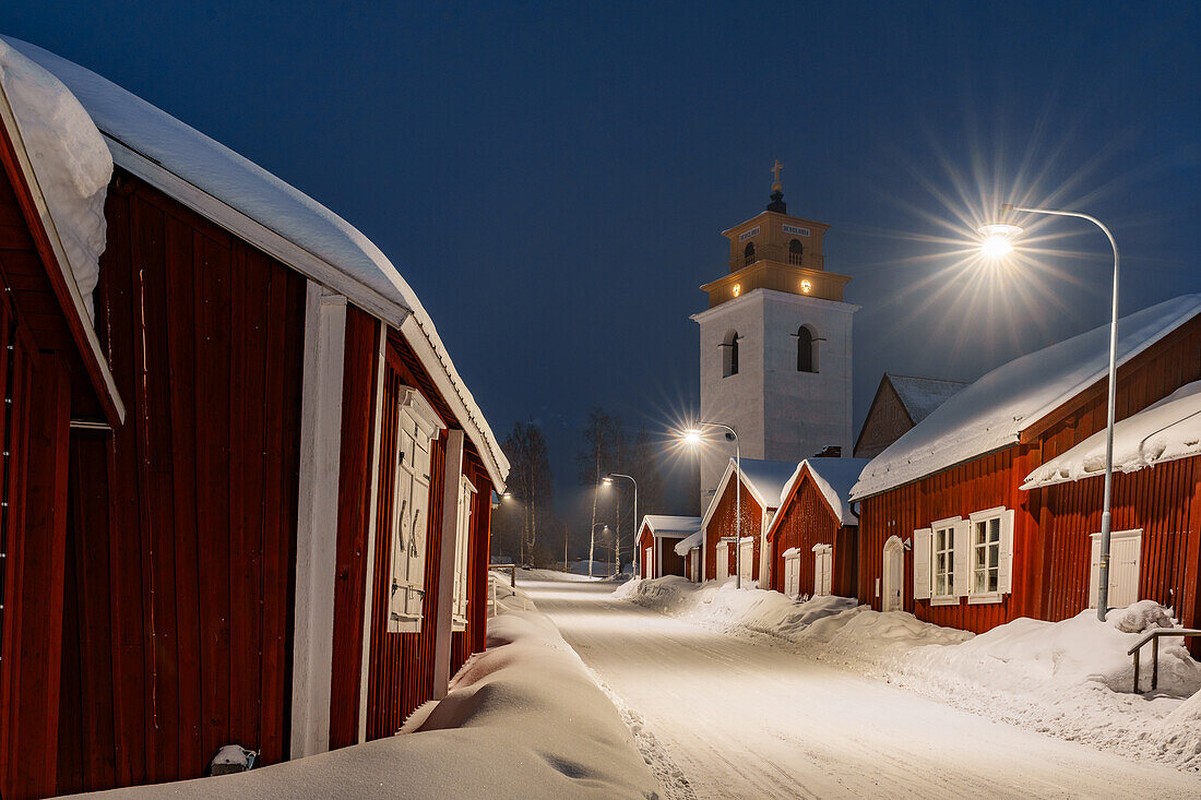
[704,477,764,581]
[58,173,306,793]
[769,471,857,597]
[451,457,493,673]
[856,315,1201,634]
[638,527,654,578]
[327,307,381,750]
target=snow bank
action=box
[1024,379,1201,488]
[0,40,111,319]
[621,576,1201,772]
[68,612,658,800]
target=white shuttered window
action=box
[451,475,476,631]
[812,544,832,596]
[388,388,445,633]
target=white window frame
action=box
[967,507,1014,604]
[388,387,445,633]
[929,516,964,606]
[782,547,801,599]
[812,543,833,597]
[1089,528,1142,610]
[451,474,477,632]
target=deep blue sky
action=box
[5,2,1200,517]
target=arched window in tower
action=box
[797,325,818,373]
[743,242,756,266]
[789,238,804,265]
[722,330,740,378]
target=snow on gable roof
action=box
[1023,379,1201,489]
[642,515,701,538]
[701,457,799,532]
[776,458,871,528]
[852,295,1201,500]
[888,374,967,424]
[6,37,508,485]
[673,529,704,556]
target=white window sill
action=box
[930,596,960,607]
[389,613,422,634]
[968,592,1003,605]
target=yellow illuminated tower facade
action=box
[692,163,858,505]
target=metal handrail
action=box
[1126,627,1201,693]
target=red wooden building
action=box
[766,458,868,599]
[636,515,700,579]
[850,295,1201,634]
[853,373,966,459]
[1,38,508,799]
[700,458,796,586]
[1022,379,1201,631]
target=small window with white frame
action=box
[932,521,957,600]
[388,387,446,633]
[967,507,1014,604]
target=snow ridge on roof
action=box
[779,458,872,526]
[1023,379,1201,489]
[737,458,803,507]
[852,295,1201,500]
[643,515,701,537]
[888,374,967,424]
[674,529,704,556]
[5,36,509,485]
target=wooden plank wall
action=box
[770,474,838,596]
[704,478,763,580]
[56,174,307,794]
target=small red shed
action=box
[701,457,797,587]
[767,458,869,599]
[636,515,701,579]
[851,296,1201,635]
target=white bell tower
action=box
[692,163,858,506]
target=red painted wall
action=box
[56,173,307,793]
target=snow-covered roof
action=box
[888,374,968,424]
[0,40,124,424]
[1023,380,1201,489]
[851,295,1201,500]
[775,458,872,528]
[5,37,508,486]
[674,529,704,556]
[641,515,701,538]
[701,457,799,533]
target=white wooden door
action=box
[716,542,729,580]
[882,536,904,612]
[644,546,653,579]
[739,538,754,583]
[690,549,700,583]
[813,545,832,596]
[783,552,800,598]
[1090,530,1142,609]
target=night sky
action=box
[5,2,1200,518]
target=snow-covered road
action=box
[524,578,1201,799]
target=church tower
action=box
[692,163,858,506]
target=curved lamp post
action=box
[604,472,638,575]
[979,203,1119,622]
[681,421,743,589]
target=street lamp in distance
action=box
[679,421,743,589]
[603,472,638,576]
[977,203,1120,622]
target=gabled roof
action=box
[674,529,704,557]
[0,40,123,425]
[6,37,508,485]
[1023,379,1201,489]
[888,374,968,424]
[640,515,701,538]
[700,457,798,532]
[771,458,871,535]
[852,295,1201,500]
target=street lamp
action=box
[978,203,1120,622]
[680,421,743,589]
[590,523,611,577]
[603,473,638,575]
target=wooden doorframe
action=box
[883,535,904,612]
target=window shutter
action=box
[913,529,932,600]
[953,520,971,598]
[997,509,1015,595]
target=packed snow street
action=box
[520,574,1201,799]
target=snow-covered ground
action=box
[71,589,657,800]
[527,574,1201,799]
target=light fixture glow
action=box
[681,429,703,446]
[800,279,812,294]
[732,283,742,297]
[977,222,1023,260]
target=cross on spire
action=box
[771,159,784,191]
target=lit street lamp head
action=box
[977,222,1023,260]
[681,428,704,446]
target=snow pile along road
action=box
[70,610,659,800]
[620,577,1201,773]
